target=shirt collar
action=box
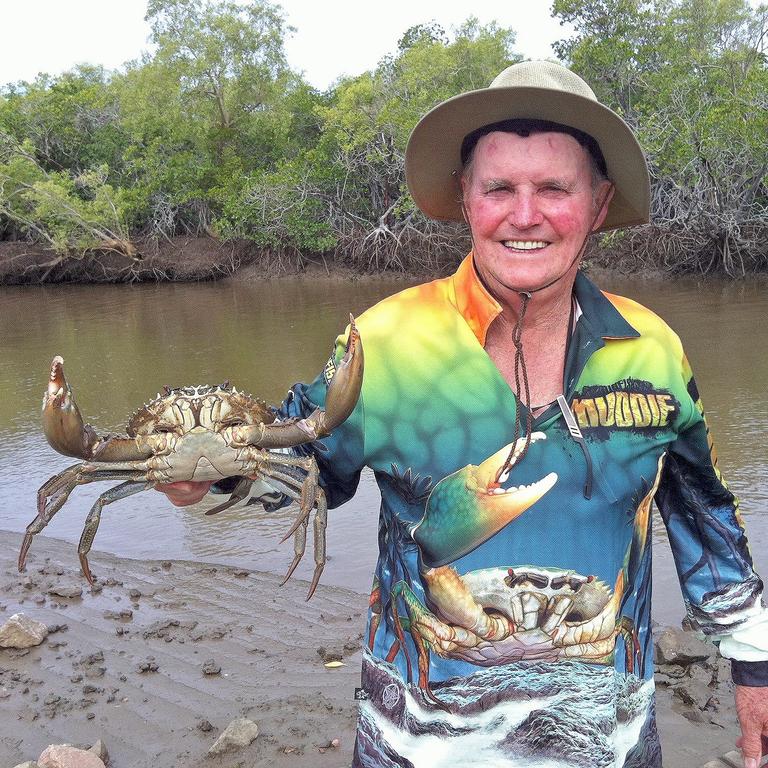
[449,253,640,346]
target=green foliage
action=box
[0,136,131,254]
[553,0,768,274]
[1,0,765,274]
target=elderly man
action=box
[160,61,768,768]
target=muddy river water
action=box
[1,271,766,626]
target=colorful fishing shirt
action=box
[277,254,765,768]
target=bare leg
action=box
[78,481,152,583]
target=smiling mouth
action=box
[501,240,549,250]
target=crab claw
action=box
[234,315,364,450]
[413,434,557,568]
[42,356,100,459]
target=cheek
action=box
[547,206,591,237]
[465,198,504,234]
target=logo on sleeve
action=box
[570,379,678,438]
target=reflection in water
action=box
[1,272,765,625]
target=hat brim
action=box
[405,86,650,232]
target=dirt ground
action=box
[0,531,747,768]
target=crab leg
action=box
[42,357,153,462]
[78,481,152,583]
[204,477,254,516]
[234,316,363,450]
[20,466,149,574]
[264,464,328,600]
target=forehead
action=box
[469,130,592,177]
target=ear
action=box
[591,181,615,232]
[455,171,470,223]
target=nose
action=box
[508,190,543,230]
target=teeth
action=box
[502,240,548,250]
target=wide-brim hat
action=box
[405,60,650,232]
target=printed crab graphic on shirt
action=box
[373,445,662,701]
[356,445,663,768]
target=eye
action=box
[540,183,570,195]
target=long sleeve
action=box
[655,358,768,680]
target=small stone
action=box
[0,613,49,648]
[654,627,714,666]
[674,679,714,710]
[38,744,106,768]
[89,739,109,766]
[137,658,159,673]
[128,589,141,599]
[207,717,259,756]
[687,662,714,686]
[721,750,747,768]
[161,561,172,570]
[47,584,83,599]
[197,719,214,732]
[680,707,712,724]
[202,659,221,675]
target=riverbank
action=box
[0,236,736,285]
[0,530,750,768]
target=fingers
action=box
[735,685,768,768]
[155,480,213,507]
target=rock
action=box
[674,678,715,710]
[197,719,214,732]
[128,589,141,599]
[202,659,221,675]
[38,744,105,768]
[11,762,40,768]
[654,627,714,666]
[0,613,49,648]
[316,646,343,663]
[137,658,159,673]
[207,717,259,756]
[681,707,712,724]
[655,662,686,679]
[88,739,109,766]
[687,662,714,686]
[47,584,83,599]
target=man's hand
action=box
[735,685,768,768]
[155,480,213,507]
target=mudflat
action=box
[0,531,744,768]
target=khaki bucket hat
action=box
[405,60,650,232]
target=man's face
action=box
[461,131,613,299]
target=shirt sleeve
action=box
[654,355,768,680]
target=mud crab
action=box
[19,318,363,599]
